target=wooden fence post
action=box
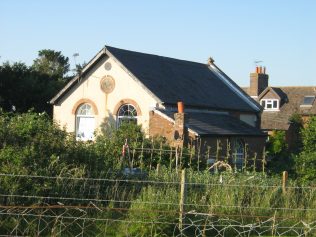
[179,169,187,232]
[175,146,179,172]
[282,171,288,194]
[262,147,266,174]
[156,163,160,175]
[253,153,257,172]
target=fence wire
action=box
[0,173,315,236]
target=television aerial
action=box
[73,53,79,66]
[254,60,263,66]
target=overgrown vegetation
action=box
[0,111,316,235]
[294,116,316,183]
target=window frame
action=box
[75,103,95,141]
[232,139,245,170]
[300,96,315,107]
[116,104,138,127]
[260,99,279,111]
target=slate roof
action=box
[244,86,316,130]
[159,110,265,136]
[51,46,260,112]
[106,46,259,112]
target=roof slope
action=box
[160,110,265,136]
[259,87,316,130]
[106,46,258,112]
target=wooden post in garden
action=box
[253,153,257,172]
[158,142,162,165]
[262,147,266,174]
[175,146,179,172]
[140,141,144,171]
[149,139,154,170]
[243,144,248,172]
[169,146,173,170]
[282,171,288,194]
[179,169,186,232]
[156,163,160,175]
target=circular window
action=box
[100,76,115,94]
[104,62,112,71]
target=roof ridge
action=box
[105,45,208,67]
[271,86,316,88]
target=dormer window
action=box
[260,99,279,111]
[300,96,315,107]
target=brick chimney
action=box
[173,101,187,147]
[249,66,269,98]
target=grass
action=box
[1,168,316,236]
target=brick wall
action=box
[149,110,267,170]
[149,111,174,141]
[149,111,195,146]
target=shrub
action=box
[295,116,316,182]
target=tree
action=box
[0,61,64,114]
[266,130,292,173]
[32,49,70,79]
[295,116,316,182]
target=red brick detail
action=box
[72,98,99,115]
[149,111,174,142]
[113,99,142,116]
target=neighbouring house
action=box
[243,66,316,150]
[50,46,267,167]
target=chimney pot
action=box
[256,66,259,73]
[177,101,184,113]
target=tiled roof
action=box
[244,86,316,130]
[159,110,265,136]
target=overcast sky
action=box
[1,0,315,86]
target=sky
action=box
[0,0,315,86]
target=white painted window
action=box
[76,104,95,141]
[232,139,244,169]
[117,104,137,127]
[260,99,279,111]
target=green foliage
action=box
[288,113,303,153]
[266,130,293,173]
[295,151,316,183]
[117,185,179,236]
[0,49,70,115]
[106,169,316,236]
[1,111,316,235]
[32,49,70,78]
[301,116,316,153]
[288,113,303,125]
[267,130,288,156]
[295,116,316,182]
[0,61,65,114]
[0,111,117,178]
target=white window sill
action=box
[263,109,280,112]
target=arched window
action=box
[76,103,95,141]
[117,104,137,127]
[232,139,244,170]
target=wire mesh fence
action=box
[0,172,316,236]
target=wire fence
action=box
[0,172,316,236]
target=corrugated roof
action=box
[159,110,265,136]
[106,46,259,112]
